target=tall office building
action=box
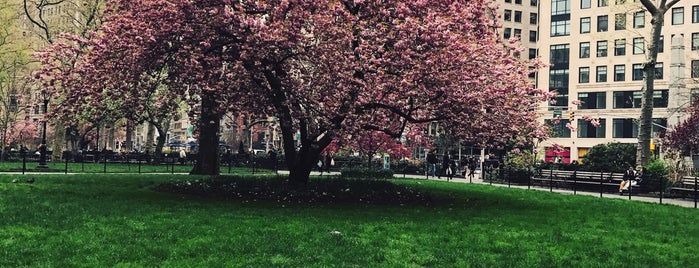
[498,0,541,62]
[537,0,697,163]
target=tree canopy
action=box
[36,0,549,183]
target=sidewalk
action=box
[390,172,699,209]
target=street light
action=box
[38,91,50,168]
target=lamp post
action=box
[38,92,50,168]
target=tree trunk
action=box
[125,122,133,152]
[191,93,221,175]
[145,123,155,158]
[637,8,665,167]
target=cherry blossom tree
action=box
[664,100,699,154]
[38,0,548,183]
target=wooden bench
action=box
[531,169,634,193]
[670,176,699,198]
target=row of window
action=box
[504,28,537,43]
[581,0,639,9]
[577,0,699,25]
[551,0,699,37]
[506,0,538,6]
[504,10,538,25]
[578,37,664,59]
[546,118,667,138]
[576,90,669,109]
[578,63,663,83]
[579,12,646,34]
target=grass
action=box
[1,174,698,267]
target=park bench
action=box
[670,176,699,198]
[531,169,633,193]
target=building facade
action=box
[537,0,698,163]
[498,0,541,62]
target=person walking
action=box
[426,150,437,178]
[441,153,451,180]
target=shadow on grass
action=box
[152,175,460,207]
[152,175,569,213]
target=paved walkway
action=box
[388,172,699,209]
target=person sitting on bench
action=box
[619,165,641,194]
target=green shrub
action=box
[642,159,670,193]
[339,168,394,180]
[504,151,535,183]
[582,142,636,172]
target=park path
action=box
[395,172,699,209]
[296,170,699,209]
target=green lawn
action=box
[1,174,697,267]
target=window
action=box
[514,28,522,38]
[692,88,699,104]
[578,92,606,109]
[552,0,571,15]
[653,90,669,107]
[531,0,538,6]
[514,11,522,22]
[633,37,644,54]
[615,0,625,4]
[598,0,608,7]
[579,67,590,83]
[529,48,537,59]
[693,33,699,50]
[693,5,699,23]
[614,39,626,56]
[551,19,571,36]
[613,118,667,138]
[596,40,607,57]
[613,64,625,81]
[634,11,645,28]
[655,62,663,79]
[578,119,606,138]
[549,70,570,87]
[580,17,591,33]
[504,28,511,39]
[582,0,591,9]
[580,42,590,58]
[506,0,512,3]
[652,118,667,134]
[597,15,608,32]
[615,13,626,30]
[504,10,512,21]
[550,44,570,68]
[658,35,664,53]
[632,64,643,80]
[515,0,522,4]
[529,30,537,42]
[530,12,538,24]
[545,119,572,138]
[596,66,607,82]
[549,69,570,106]
[613,119,637,138]
[613,91,642,108]
[693,60,699,78]
[9,95,18,112]
[672,7,684,25]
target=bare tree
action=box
[637,0,681,166]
